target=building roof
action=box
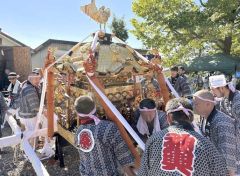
[34,39,78,53]
[34,38,148,54]
[0,28,28,47]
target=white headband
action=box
[193,95,216,104]
[167,103,193,117]
[28,75,41,78]
[139,107,157,112]
[78,106,100,125]
[8,76,18,79]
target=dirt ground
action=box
[0,126,80,176]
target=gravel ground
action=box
[0,115,201,176]
[0,126,80,176]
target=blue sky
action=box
[0,0,143,49]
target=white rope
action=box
[5,33,94,176]
[89,33,146,149]
[33,33,93,134]
[91,31,99,51]
[86,76,145,150]
[113,35,180,98]
[3,31,104,176]
[113,36,150,64]
[0,135,20,147]
[0,127,47,148]
[22,140,49,176]
[0,114,49,176]
[164,75,180,98]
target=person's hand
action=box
[134,145,144,158]
[6,110,12,116]
[123,165,137,176]
[20,123,25,131]
[43,109,47,117]
[229,170,236,176]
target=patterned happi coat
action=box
[133,110,169,143]
[168,75,192,97]
[220,90,240,173]
[75,120,134,176]
[138,124,228,176]
[200,108,238,173]
[220,90,240,121]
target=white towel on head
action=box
[7,80,21,94]
[136,110,160,136]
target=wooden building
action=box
[0,28,31,90]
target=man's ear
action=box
[221,87,227,93]
[218,87,224,92]
[167,113,173,125]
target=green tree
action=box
[131,0,240,66]
[111,16,129,42]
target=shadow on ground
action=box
[0,127,80,176]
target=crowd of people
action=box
[0,69,42,143]
[74,66,240,175]
[1,65,240,176]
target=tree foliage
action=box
[131,0,240,66]
[110,16,129,42]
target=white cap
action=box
[209,75,227,88]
